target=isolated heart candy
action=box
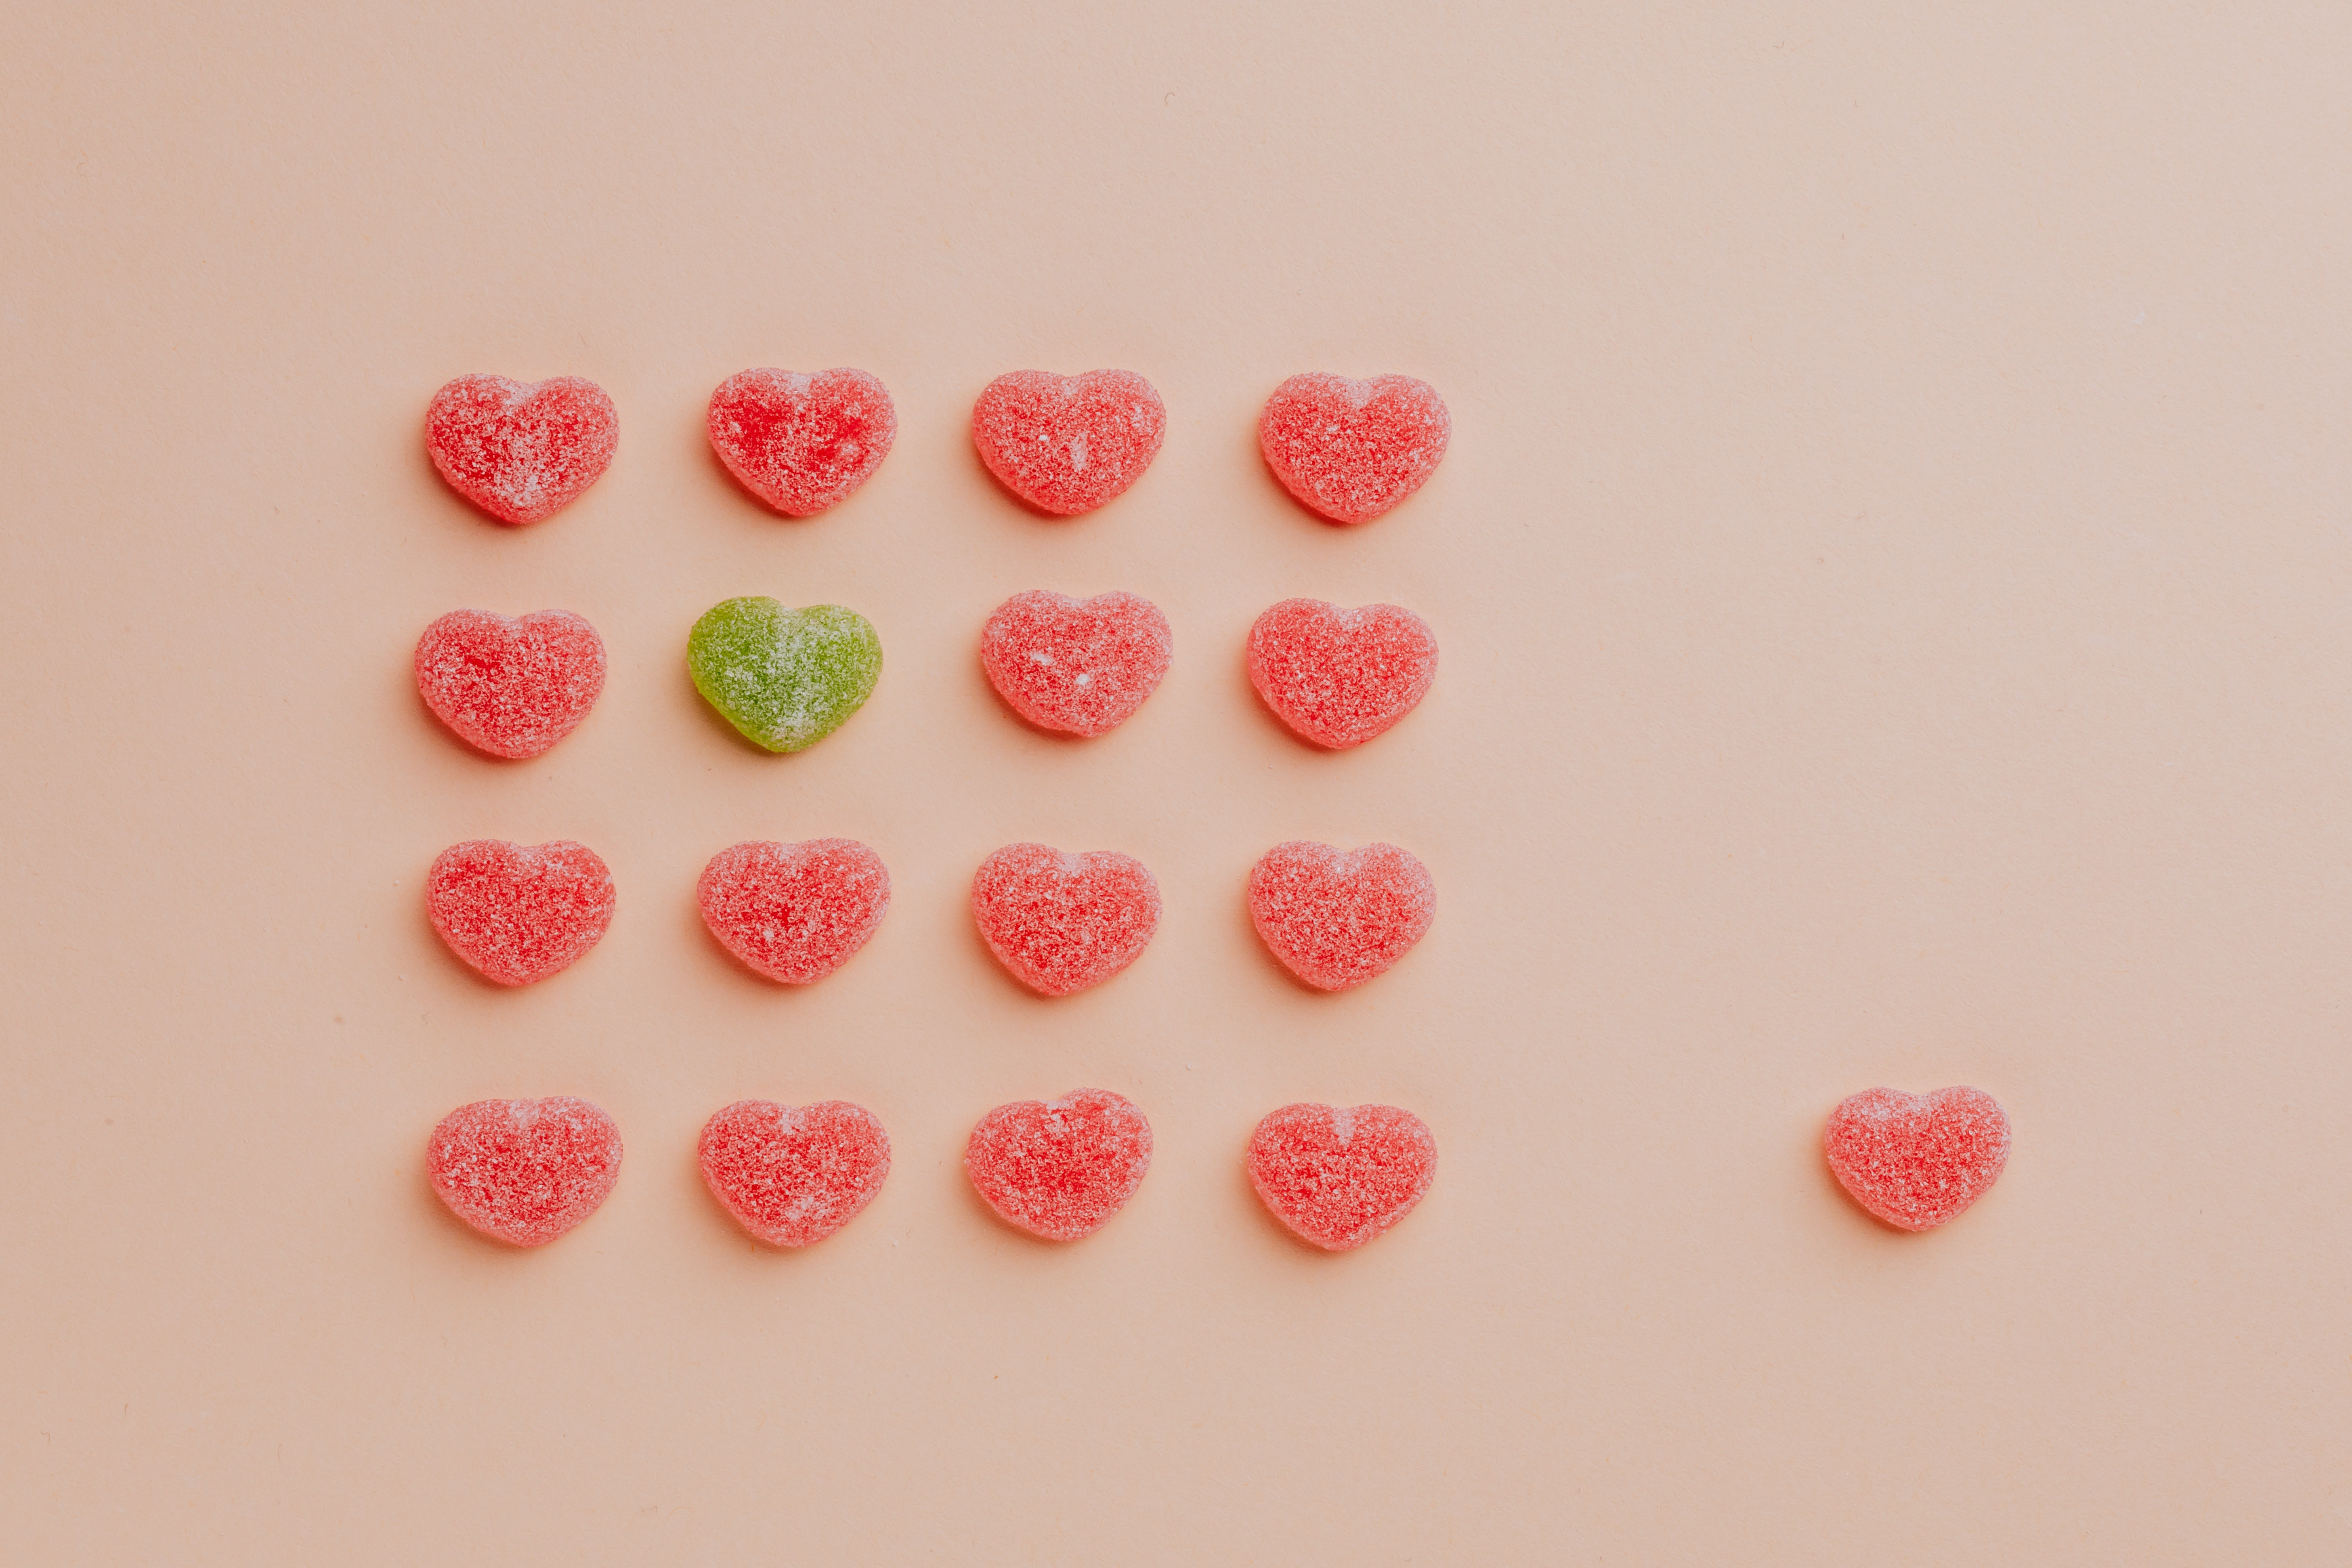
[428,1097,623,1247]
[981,589,1172,737]
[426,374,618,526]
[414,609,606,759]
[971,369,1165,515]
[1259,373,1450,525]
[688,596,882,753]
[1249,841,1435,992]
[707,367,896,516]
[971,843,1160,996]
[426,839,617,987]
[1248,598,1437,750]
[1247,1103,1437,1251]
[964,1088,1152,1240]
[697,839,890,984]
[698,1099,891,1247]
[1824,1086,2010,1232]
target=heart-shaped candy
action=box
[1249,841,1434,992]
[1248,599,1437,750]
[426,374,618,526]
[698,1099,891,1247]
[1824,1086,2010,1232]
[1259,373,1450,525]
[428,1097,623,1247]
[708,367,896,516]
[426,839,617,987]
[965,1089,1152,1240]
[697,839,890,984]
[981,589,1172,737]
[688,597,882,753]
[1247,1103,1437,1251]
[971,369,1165,515]
[414,609,606,759]
[971,843,1160,996]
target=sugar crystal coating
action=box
[698,1100,891,1247]
[981,590,1172,737]
[1247,1103,1437,1251]
[1259,373,1450,525]
[971,369,1165,515]
[698,839,890,984]
[688,597,881,753]
[1248,841,1434,992]
[971,843,1160,996]
[414,609,606,759]
[708,367,896,516]
[1248,599,1437,750]
[1824,1086,2010,1232]
[964,1089,1152,1241]
[426,839,616,987]
[428,1097,622,1247]
[426,374,617,526]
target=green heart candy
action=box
[688,597,882,753]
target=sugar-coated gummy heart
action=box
[1824,1086,2010,1233]
[971,369,1166,515]
[1248,599,1437,750]
[971,843,1160,996]
[964,1089,1152,1241]
[428,1097,623,1247]
[426,374,618,526]
[981,590,1172,737]
[426,839,617,987]
[414,609,606,759]
[698,1100,891,1247]
[697,839,890,984]
[1249,841,1434,992]
[707,367,896,516]
[1247,1103,1437,1251]
[1259,373,1450,525]
[688,597,882,753]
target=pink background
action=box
[5,4,2349,1562]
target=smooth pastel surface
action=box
[1824,1086,2011,1232]
[980,589,1172,737]
[707,367,896,516]
[970,843,1160,996]
[971,369,1165,515]
[425,374,617,525]
[1247,598,1438,750]
[1246,1103,1437,1251]
[697,838,890,984]
[427,1098,623,1247]
[697,1100,891,1247]
[425,839,616,987]
[963,1089,1152,1241]
[1259,373,1450,525]
[413,609,606,759]
[688,597,882,753]
[1248,841,1435,991]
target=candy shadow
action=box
[1234,1154,1350,1257]
[1806,1120,1931,1237]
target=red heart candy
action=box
[707,367,896,516]
[971,843,1160,996]
[697,839,890,985]
[697,1100,891,1247]
[1259,372,1450,525]
[964,1088,1152,1241]
[971,369,1166,515]
[1247,1103,1437,1251]
[1249,841,1435,992]
[426,839,617,987]
[981,590,1173,737]
[426,374,617,526]
[428,1097,623,1247]
[1824,1087,2010,1232]
[413,609,606,759]
[1248,598,1438,750]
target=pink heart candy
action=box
[1248,598,1437,750]
[698,1100,891,1247]
[707,367,896,516]
[1258,373,1450,525]
[428,1097,623,1247]
[426,374,617,526]
[971,369,1165,515]
[965,1089,1152,1241]
[1249,841,1435,992]
[1247,1103,1437,1251]
[413,609,606,759]
[1824,1087,2010,1232]
[971,843,1160,996]
[981,589,1173,737]
[426,839,616,987]
[697,839,890,985]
